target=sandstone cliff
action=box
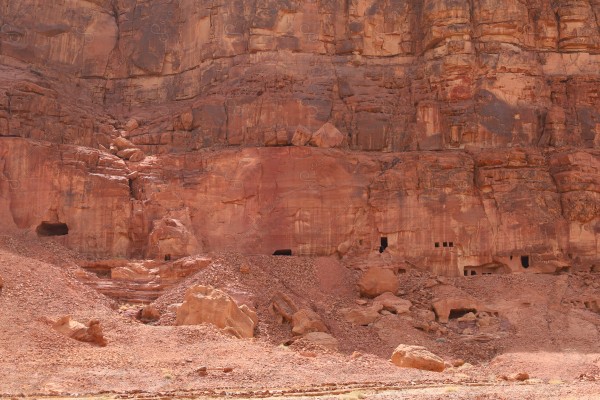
[0,1,598,275]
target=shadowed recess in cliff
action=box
[36,221,69,236]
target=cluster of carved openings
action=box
[435,241,454,248]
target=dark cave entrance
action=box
[36,222,69,236]
[273,249,292,256]
[449,308,477,319]
[379,237,388,253]
[164,254,171,261]
[521,255,530,268]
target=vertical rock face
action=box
[0,1,598,273]
[1,0,600,151]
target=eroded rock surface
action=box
[52,316,107,347]
[0,1,598,276]
[176,285,256,338]
[390,344,445,372]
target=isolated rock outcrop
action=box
[373,292,412,314]
[269,292,299,323]
[176,285,256,338]
[358,267,399,298]
[391,344,445,372]
[342,304,383,326]
[52,316,107,347]
[433,297,488,324]
[291,309,328,336]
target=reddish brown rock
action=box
[358,268,399,298]
[291,309,328,336]
[53,316,107,347]
[391,344,445,372]
[176,285,256,339]
[373,292,412,315]
[302,332,339,351]
[342,304,383,326]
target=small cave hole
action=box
[435,242,440,248]
[464,270,469,276]
[36,221,69,237]
[471,270,477,276]
[273,249,292,256]
[449,242,454,247]
[379,237,388,253]
[521,255,530,268]
[443,242,448,247]
[164,254,171,261]
[449,308,477,320]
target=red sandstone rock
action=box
[52,316,107,347]
[0,1,598,277]
[390,344,445,372]
[358,268,399,298]
[291,309,328,336]
[176,285,256,339]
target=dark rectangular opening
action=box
[164,254,171,261]
[449,242,454,247]
[464,270,469,276]
[471,270,477,276]
[36,221,69,236]
[521,255,530,268]
[379,237,388,253]
[443,242,448,247]
[435,242,440,248]
[273,249,292,256]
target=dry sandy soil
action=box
[0,234,599,399]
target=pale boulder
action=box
[53,316,107,347]
[342,304,383,325]
[176,285,256,338]
[373,292,412,314]
[391,344,445,372]
[291,309,328,335]
[358,267,399,298]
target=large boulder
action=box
[176,285,256,338]
[342,304,383,326]
[432,297,486,323]
[391,344,445,372]
[291,309,328,335]
[309,123,346,148]
[358,267,399,298]
[269,291,299,323]
[373,292,412,314]
[53,316,107,347]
